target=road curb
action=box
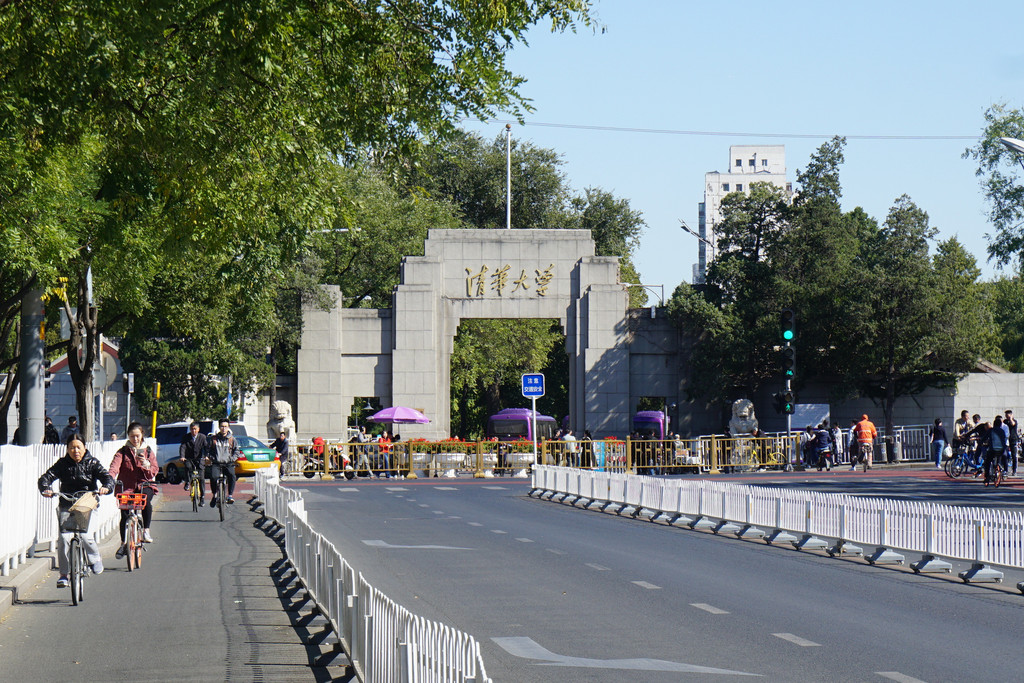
[0,551,54,618]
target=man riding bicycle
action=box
[851,414,878,471]
[206,419,241,506]
[178,421,208,506]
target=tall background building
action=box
[694,145,792,284]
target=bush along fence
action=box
[529,465,1024,591]
[253,468,492,683]
[0,442,121,576]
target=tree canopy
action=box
[0,0,595,438]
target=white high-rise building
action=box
[694,145,792,283]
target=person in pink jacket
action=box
[109,422,160,551]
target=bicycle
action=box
[55,491,99,606]
[851,441,872,472]
[116,491,148,571]
[945,447,982,479]
[209,463,228,522]
[185,464,203,513]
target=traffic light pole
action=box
[785,369,793,470]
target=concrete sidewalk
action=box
[0,480,352,682]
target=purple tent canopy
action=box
[367,406,430,424]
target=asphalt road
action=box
[295,474,1024,683]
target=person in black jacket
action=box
[38,434,115,587]
[178,421,209,506]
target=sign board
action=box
[793,403,830,430]
[521,373,545,398]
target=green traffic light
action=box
[783,330,794,341]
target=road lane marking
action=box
[362,540,471,550]
[468,522,483,527]
[691,603,729,614]
[772,633,820,647]
[483,486,508,490]
[632,581,661,590]
[434,487,458,491]
[418,504,429,507]
[491,637,760,675]
[546,548,567,555]
[516,538,534,543]
[585,563,610,571]
[385,487,409,491]
[491,529,507,534]
[876,673,929,683]
[432,511,444,514]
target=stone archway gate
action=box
[297,229,638,441]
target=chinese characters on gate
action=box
[465,264,555,298]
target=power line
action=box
[483,119,978,141]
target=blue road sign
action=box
[522,373,545,398]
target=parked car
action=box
[154,420,262,484]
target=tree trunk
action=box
[64,268,98,440]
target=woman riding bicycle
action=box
[37,434,114,587]
[109,422,159,553]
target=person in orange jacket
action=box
[851,414,878,470]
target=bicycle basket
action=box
[116,492,147,510]
[59,507,94,532]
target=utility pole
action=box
[505,123,512,230]
[18,287,45,445]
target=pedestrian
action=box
[1004,410,1018,476]
[60,416,79,443]
[38,433,114,586]
[562,429,579,468]
[929,418,947,469]
[43,416,62,445]
[800,426,815,469]
[108,421,159,551]
[376,430,392,477]
[952,410,972,458]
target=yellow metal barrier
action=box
[286,434,799,479]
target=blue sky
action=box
[460,1,1023,296]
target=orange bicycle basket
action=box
[116,492,147,510]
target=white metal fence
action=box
[0,442,121,576]
[254,468,493,682]
[531,465,1024,581]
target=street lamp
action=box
[621,282,664,318]
[680,219,714,284]
[999,137,1024,171]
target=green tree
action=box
[0,0,595,437]
[847,196,942,435]
[964,104,1024,268]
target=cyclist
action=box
[178,421,208,506]
[38,434,114,587]
[206,418,241,506]
[109,421,159,553]
[851,414,878,470]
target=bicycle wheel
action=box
[133,542,143,569]
[191,478,199,513]
[218,477,226,522]
[69,536,82,605]
[126,518,138,572]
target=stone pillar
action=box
[297,285,345,439]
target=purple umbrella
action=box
[368,406,430,424]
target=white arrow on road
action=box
[362,540,471,550]
[492,637,761,675]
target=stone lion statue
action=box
[728,398,758,437]
[267,400,296,441]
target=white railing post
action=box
[958,519,1004,583]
